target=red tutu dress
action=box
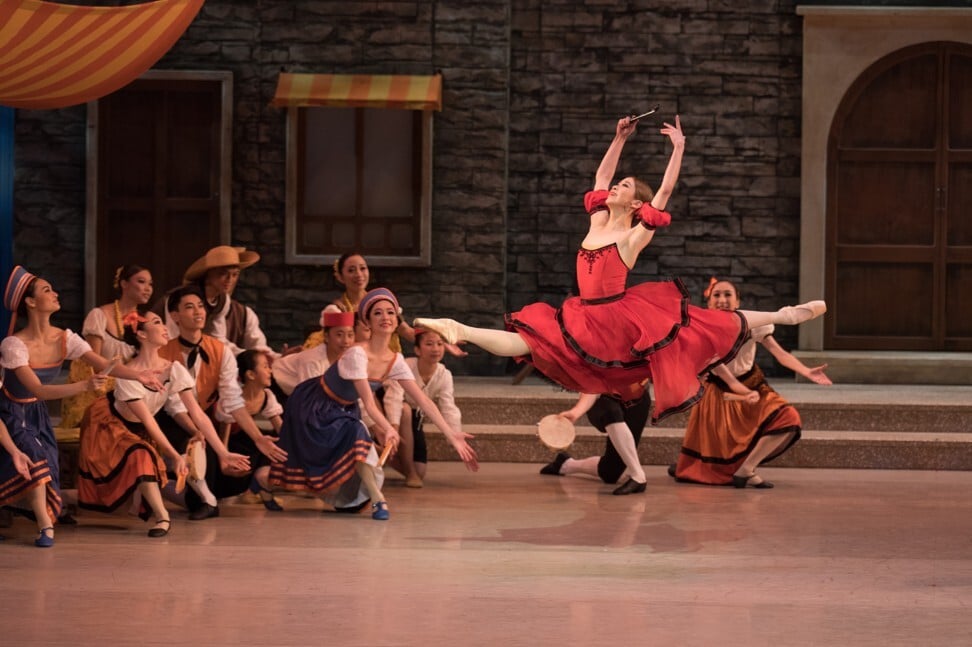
[505,190,749,423]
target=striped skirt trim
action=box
[268,439,371,494]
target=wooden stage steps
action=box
[422,377,972,471]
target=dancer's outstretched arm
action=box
[762,336,832,385]
[400,380,479,471]
[594,118,637,190]
[650,116,685,210]
[617,116,684,261]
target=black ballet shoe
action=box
[334,499,370,514]
[188,503,220,521]
[539,452,570,476]
[147,519,170,538]
[248,479,284,512]
[57,512,78,525]
[732,474,775,489]
[667,463,677,478]
[612,478,647,496]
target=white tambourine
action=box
[175,440,206,493]
[537,414,576,451]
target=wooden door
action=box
[91,74,230,307]
[826,42,972,351]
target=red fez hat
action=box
[323,311,355,328]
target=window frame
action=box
[284,105,433,267]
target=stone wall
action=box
[507,0,805,362]
[13,1,804,374]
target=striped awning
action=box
[0,0,204,110]
[272,73,443,111]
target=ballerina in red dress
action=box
[416,115,825,423]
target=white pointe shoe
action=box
[777,300,827,325]
[413,317,462,345]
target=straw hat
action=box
[3,265,37,334]
[183,246,260,283]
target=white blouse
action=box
[82,307,136,361]
[723,323,775,377]
[383,358,462,433]
[214,387,283,432]
[1,330,91,368]
[112,361,195,422]
[338,345,412,382]
[271,343,331,395]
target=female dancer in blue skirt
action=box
[258,288,477,521]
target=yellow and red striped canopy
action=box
[0,0,204,110]
[272,73,443,111]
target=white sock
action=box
[606,423,645,483]
[189,478,218,507]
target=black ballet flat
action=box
[334,499,370,514]
[188,503,220,520]
[667,463,677,478]
[732,474,774,489]
[148,519,170,538]
[612,478,647,496]
[539,452,570,476]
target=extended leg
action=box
[562,456,600,477]
[739,300,826,329]
[413,318,531,356]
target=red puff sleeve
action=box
[584,190,609,215]
[635,204,671,229]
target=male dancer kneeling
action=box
[539,386,651,495]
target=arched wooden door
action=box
[825,42,972,351]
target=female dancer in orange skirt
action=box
[670,278,832,488]
[78,311,211,537]
[416,115,826,423]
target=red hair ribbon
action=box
[702,276,719,300]
[122,310,146,331]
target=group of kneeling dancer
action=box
[0,113,830,547]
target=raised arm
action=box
[650,116,685,210]
[594,117,637,190]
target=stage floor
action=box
[2,463,971,646]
